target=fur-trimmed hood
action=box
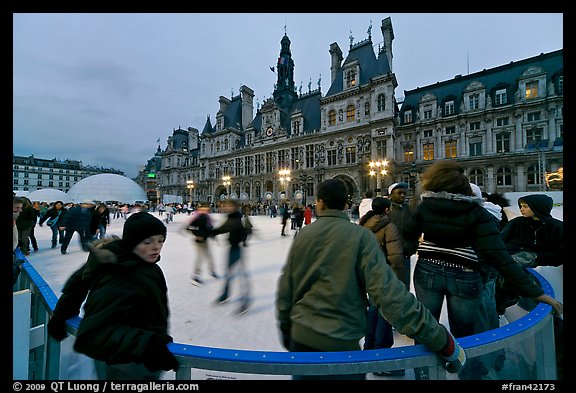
[82,236,153,282]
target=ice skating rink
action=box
[25,208,562,380]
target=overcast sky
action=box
[13,13,563,179]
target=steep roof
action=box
[399,49,563,117]
[326,39,392,96]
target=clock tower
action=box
[273,33,298,108]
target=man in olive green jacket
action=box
[276,178,465,380]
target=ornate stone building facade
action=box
[137,17,563,206]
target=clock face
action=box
[266,127,273,137]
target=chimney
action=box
[240,85,254,130]
[329,42,343,84]
[218,96,231,114]
[380,17,394,72]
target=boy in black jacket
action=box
[211,199,252,315]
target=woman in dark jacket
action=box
[403,160,562,380]
[47,212,178,380]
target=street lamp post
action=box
[186,180,195,205]
[222,176,232,198]
[279,169,291,201]
[368,159,388,196]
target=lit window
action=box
[525,81,538,99]
[345,69,357,88]
[346,105,356,122]
[328,110,336,126]
[423,143,434,160]
[445,140,457,158]
[403,147,414,163]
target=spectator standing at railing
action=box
[276,178,467,380]
[47,212,179,380]
[359,196,406,377]
[402,160,562,380]
[499,193,564,379]
[13,196,25,285]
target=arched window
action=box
[328,110,336,126]
[346,105,356,122]
[377,94,386,111]
[496,167,512,186]
[469,168,484,186]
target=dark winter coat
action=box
[388,201,418,257]
[361,213,404,281]
[403,191,544,299]
[51,237,172,365]
[59,205,93,231]
[187,212,213,242]
[501,195,563,267]
[16,204,38,230]
[39,206,65,227]
[211,210,245,247]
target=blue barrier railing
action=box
[12,248,558,380]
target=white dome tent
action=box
[27,188,68,203]
[66,174,147,204]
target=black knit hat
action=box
[122,212,167,251]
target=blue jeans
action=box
[50,225,65,247]
[413,258,495,379]
[363,305,393,350]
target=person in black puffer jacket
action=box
[403,160,562,380]
[47,212,178,380]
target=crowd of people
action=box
[13,159,563,381]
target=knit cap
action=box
[122,212,167,251]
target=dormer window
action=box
[445,101,455,116]
[469,94,479,110]
[495,89,507,105]
[404,111,413,124]
[345,68,357,89]
[525,81,538,99]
